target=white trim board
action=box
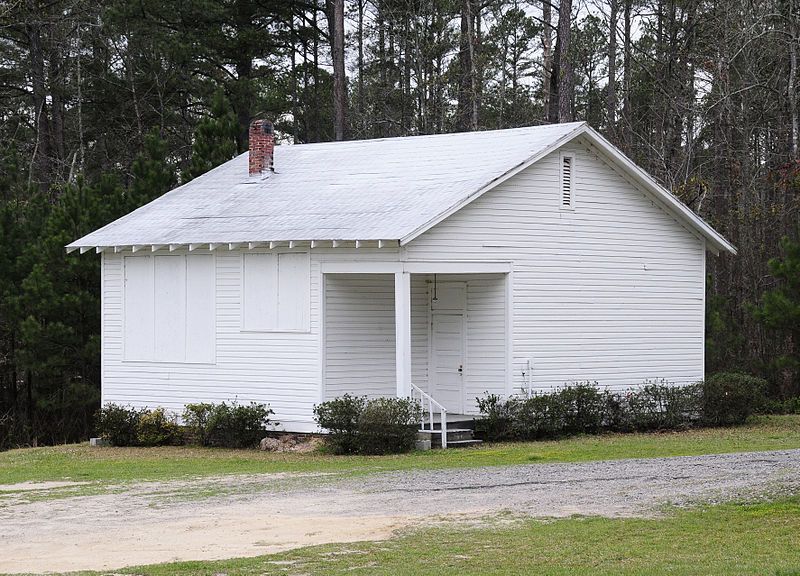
[320,261,513,274]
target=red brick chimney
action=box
[249,119,275,176]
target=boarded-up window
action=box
[243,252,309,331]
[154,256,186,361]
[123,256,154,361]
[123,254,215,362]
[186,255,215,362]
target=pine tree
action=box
[16,175,126,443]
[128,130,177,208]
[183,91,240,182]
[755,235,800,397]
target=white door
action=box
[430,282,466,414]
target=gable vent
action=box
[560,153,575,209]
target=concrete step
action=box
[444,439,484,448]
[431,419,478,431]
[426,429,475,443]
[420,427,480,448]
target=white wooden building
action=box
[69,121,735,432]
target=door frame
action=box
[428,281,467,414]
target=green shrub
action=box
[95,404,144,446]
[622,381,702,431]
[511,394,564,439]
[356,397,419,455]
[479,384,609,441]
[475,374,771,441]
[183,401,274,448]
[313,394,366,454]
[763,396,800,414]
[136,407,181,446]
[475,394,516,440]
[702,372,767,426]
[314,395,419,454]
[558,382,609,434]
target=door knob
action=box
[458,365,463,374]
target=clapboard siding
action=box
[404,138,706,393]
[411,275,430,393]
[324,274,396,399]
[102,247,401,432]
[462,274,507,412]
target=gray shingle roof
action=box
[68,122,585,248]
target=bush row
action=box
[313,395,419,455]
[475,372,768,441]
[94,401,273,448]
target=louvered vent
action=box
[560,154,574,209]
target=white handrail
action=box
[409,382,448,449]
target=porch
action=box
[320,262,511,423]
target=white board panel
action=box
[404,141,706,394]
[278,253,310,330]
[123,256,154,360]
[186,254,215,362]
[243,253,277,330]
[154,255,187,361]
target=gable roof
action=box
[68,122,735,255]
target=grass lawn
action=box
[2,414,799,486]
[80,498,800,576]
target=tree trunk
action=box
[458,0,478,131]
[790,0,799,156]
[326,0,347,140]
[27,11,51,192]
[622,0,632,147]
[607,0,618,135]
[541,0,552,121]
[378,4,387,137]
[357,0,365,131]
[556,0,573,122]
[312,5,321,142]
[25,369,33,445]
[402,13,411,132]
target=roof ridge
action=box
[284,121,586,149]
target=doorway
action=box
[430,282,466,413]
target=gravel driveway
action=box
[1,449,799,573]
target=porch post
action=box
[395,271,412,398]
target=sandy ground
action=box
[0,481,90,492]
[1,449,799,574]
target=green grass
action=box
[2,415,799,486]
[74,498,800,576]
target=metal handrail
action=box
[409,382,448,449]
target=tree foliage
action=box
[755,235,800,396]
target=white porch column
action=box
[394,271,412,398]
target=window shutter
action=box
[560,153,574,209]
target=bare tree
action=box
[607,0,618,134]
[541,0,552,120]
[458,0,479,131]
[548,0,573,122]
[326,0,347,140]
[790,0,799,156]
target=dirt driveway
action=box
[1,449,799,574]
